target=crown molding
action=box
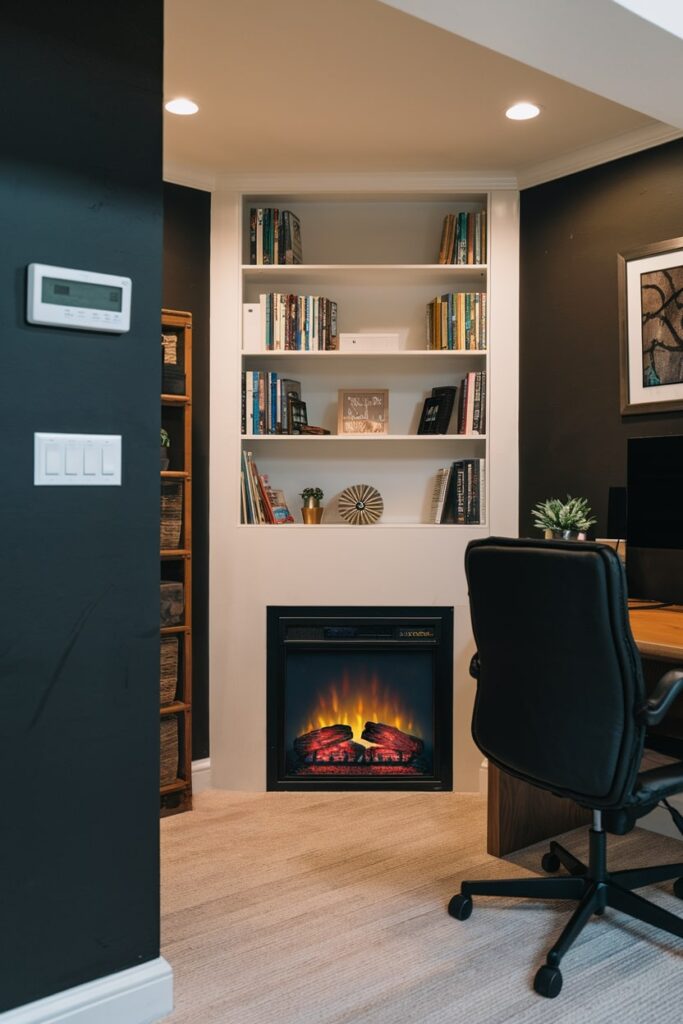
[163,161,217,192]
[517,122,682,190]
[210,170,518,194]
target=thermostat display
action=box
[27,263,131,332]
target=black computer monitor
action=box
[627,435,683,603]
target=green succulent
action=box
[300,487,324,503]
[160,428,171,447]
[532,495,597,534]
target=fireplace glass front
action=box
[267,607,453,791]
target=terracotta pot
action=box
[161,446,170,470]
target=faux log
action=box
[364,746,405,763]
[314,740,366,763]
[361,721,423,756]
[294,724,353,757]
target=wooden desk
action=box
[487,601,683,857]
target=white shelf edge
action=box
[241,349,488,357]
[236,522,489,529]
[242,263,487,270]
[240,434,486,441]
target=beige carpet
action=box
[161,791,683,1023]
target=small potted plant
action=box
[160,427,171,470]
[300,486,324,525]
[532,495,597,541]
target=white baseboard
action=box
[0,957,173,1024]
[638,794,683,841]
[192,757,212,794]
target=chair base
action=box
[449,826,683,998]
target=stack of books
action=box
[241,451,294,524]
[256,293,338,351]
[417,385,457,434]
[437,211,486,264]
[430,459,486,524]
[250,208,302,265]
[242,372,301,435]
[426,292,486,350]
[457,371,486,435]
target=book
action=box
[431,385,457,433]
[430,467,452,523]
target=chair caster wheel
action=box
[541,852,561,873]
[673,878,683,900]
[448,894,473,920]
[534,964,563,998]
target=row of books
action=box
[426,292,487,350]
[430,459,486,524]
[242,372,301,435]
[249,208,302,265]
[241,451,294,524]
[256,293,338,351]
[437,211,486,265]
[457,371,486,435]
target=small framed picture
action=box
[417,396,442,434]
[337,388,389,435]
[618,236,683,414]
[287,396,308,434]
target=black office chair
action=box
[449,537,683,998]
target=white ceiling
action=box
[163,0,677,185]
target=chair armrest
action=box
[637,669,683,726]
[469,653,480,680]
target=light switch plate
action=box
[34,433,122,485]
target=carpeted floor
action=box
[160,790,683,1023]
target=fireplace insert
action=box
[267,606,453,790]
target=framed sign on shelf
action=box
[618,236,683,415]
[337,388,389,435]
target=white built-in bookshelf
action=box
[239,194,490,527]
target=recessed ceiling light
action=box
[505,102,540,121]
[165,98,199,116]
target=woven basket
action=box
[160,636,179,704]
[160,581,184,626]
[160,717,179,786]
[161,481,183,549]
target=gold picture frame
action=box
[337,388,389,435]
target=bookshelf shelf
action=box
[242,349,487,359]
[241,434,486,442]
[242,263,486,287]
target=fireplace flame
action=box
[304,670,418,744]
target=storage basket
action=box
[160,581,184,626]
[160,636,179,704]
[160,717,179,787]
[160,481,183,549]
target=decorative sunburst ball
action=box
[338,483,383,525]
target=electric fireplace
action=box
[267,607,453,790]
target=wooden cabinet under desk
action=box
[487,600,683,857]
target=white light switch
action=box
[34,433,122,486]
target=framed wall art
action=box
[618,237,683,414]
[337,388,389,435]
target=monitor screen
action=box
[627,435,683,602]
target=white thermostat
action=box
[27,263,132,333]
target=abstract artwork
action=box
[619,238,683,414]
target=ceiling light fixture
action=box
[165,98,199,116]
[505,102,540,121]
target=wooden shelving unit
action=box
[160,308,193,817]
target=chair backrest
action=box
[466,537,646,809]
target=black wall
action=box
[520,139,683,537]
[0,3,163,1012]
[163,183,211,759]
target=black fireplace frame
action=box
[267,606,454,791]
